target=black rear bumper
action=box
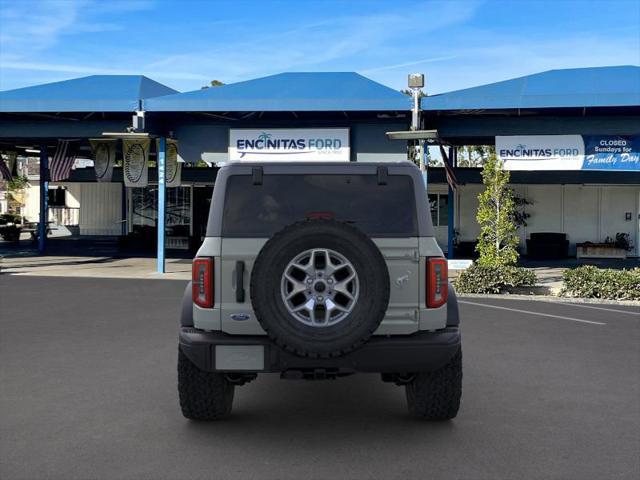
[179,327,461,374]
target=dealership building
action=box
[0,65,639,265]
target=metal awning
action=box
[145,72,411,112]
[386,129,441,142]
[0,75,177,113]
[421,66,640,111]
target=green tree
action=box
[475,153,519,266]
[457,145,495,167]
[407,143,439,167]
[400,88,426,98]
[5,175,29,214]
[201,79,225,89]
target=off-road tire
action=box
[405,347,462,420]
[250,219,390,359]
[178,348,235,420]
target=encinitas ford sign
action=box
[229,128,350,161]
[497,135,585,170]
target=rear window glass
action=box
[222,174,417,237]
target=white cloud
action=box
[418,30,640,94]
[1,1,81,53]
[360,56,459,74]
[0,0,483,90]
[0,0,153,57]
[137,1,484,89]
[0,60,209,81]
[1,0,637,95]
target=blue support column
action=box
[38,145,48,254]
[157,137,166,273]
[447,146,456,259]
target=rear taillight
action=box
[427,258,448,308]
[192,257,214,308]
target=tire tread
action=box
[406,348,462,420]
[178,348,235,420]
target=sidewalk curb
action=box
[508,285,560,296]
[458,293,640,307]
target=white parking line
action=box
[538,301,640,316]
[459,300,607,325]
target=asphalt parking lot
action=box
[1,276,638,480]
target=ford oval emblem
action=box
[230,313,251,321]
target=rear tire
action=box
[405,347,462,420]
[178,348,235,420]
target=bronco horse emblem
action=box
[395,270,412,287]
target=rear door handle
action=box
[235,261,245,302]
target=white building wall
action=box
[64,184,81,208]
[17,182,121,234]
[23,183,40,222]
[78,182,122,235]
[523,186,563,234]
[19,182,83,224]
[453,183,640,257]
[562,186,599,254]
[599,187,639,255]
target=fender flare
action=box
[180,281,193,327]
[446,282,460,327]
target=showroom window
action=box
[130,186,192,249]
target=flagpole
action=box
[407,73,426,187]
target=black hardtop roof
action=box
[224,161,414,167]
[208,160,434,237]
[220,161,419,175]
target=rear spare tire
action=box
[250,219,389,358]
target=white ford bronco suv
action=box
[178,162,462,420]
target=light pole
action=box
[408,73,426,185]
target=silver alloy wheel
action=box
[281,248,359,327]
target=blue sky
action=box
[0,0,638,94]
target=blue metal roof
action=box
[422,66,640,111]
[0,75,178,113]
[145,72,411,112]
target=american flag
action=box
[0,156,12,181]
[49,140,78,182]
[439,145,458,190]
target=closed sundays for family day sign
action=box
[583,136,640,171]
[229,128,350,161]
[497,135,640,171]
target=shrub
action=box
[455,264,537,294]
[561,266,640,300]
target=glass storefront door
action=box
[129,186,192,250]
